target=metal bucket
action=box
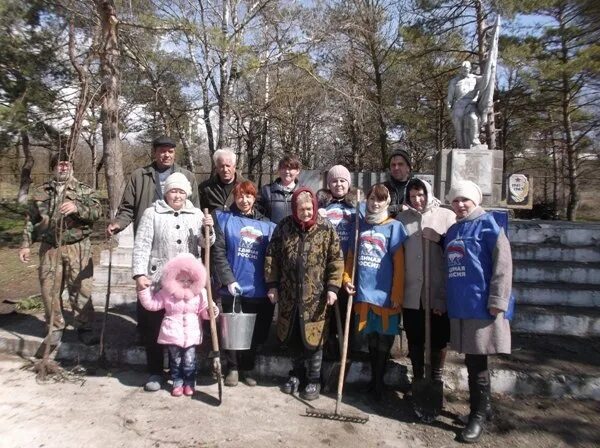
[219,295,257,350]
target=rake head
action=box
[305,407,369,424]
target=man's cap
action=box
[388,146,412,170]
[50,150,71,169]
[152,135,177,149]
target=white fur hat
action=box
[447,180,482,206]
[164,172,192,196]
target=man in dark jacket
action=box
[107,136,199,235]
[258,154,301,224]
[199,148,246,212]
[106,135,199,393]
[383,145,412,217]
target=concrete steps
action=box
[510,220,600,245]
[513,260,600,285]
[512,305,600,337]
[512,243,600,263]
[510,220,600,337]
[513,282,600,308]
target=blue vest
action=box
[353,219,407,308]
[216,211,275,299]
[323,202,356,257]
[444,212,514,320]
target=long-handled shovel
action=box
[412,238,443,422]
[204,209,223,404]
[306,191,368,424]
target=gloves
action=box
[227,282,242,296]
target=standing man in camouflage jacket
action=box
[19,153,102,346]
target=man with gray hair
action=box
[199,148,246,212]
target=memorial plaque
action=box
[506,173,533,209]
[450,149,493,194]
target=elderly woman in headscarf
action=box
[265,187,344,401]
[428,180,514,443]
[132,172,215,392]
[343,183,408,401]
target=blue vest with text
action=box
[323,202,356,257]
[354,219,407,308]
[216,211,275,299]
[444,212,513,320]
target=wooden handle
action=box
[335,190,360,412]
[203,208,220,353]
[423,237,431,379]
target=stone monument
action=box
[435,16,504,207]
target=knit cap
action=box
[388,149,411,169]
[164,172,192,196]
[327,165,352,186]
[447,180,483,206]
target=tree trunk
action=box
[174,120,195,171]
[97,0,124,218]
[17,130,34,204]
[558,7,578,221]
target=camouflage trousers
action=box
[39,239,95,331]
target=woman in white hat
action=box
[429,180,514,443]
[132,172,215,392]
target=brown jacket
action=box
[264,215,343,349]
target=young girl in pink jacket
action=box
[138,253,218,397]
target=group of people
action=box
[19,137,513,443]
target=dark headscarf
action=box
[291,187,318,231]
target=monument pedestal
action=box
[434,146,503,207]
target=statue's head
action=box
[460,61,471,76]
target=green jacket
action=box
[114,163,199,234]
[22,177,102,247]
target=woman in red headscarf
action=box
[264,187,344,401]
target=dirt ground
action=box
[0,353,598,448]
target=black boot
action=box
[431,349,446,382]
[361,347,377,393]
[461,372,490,443]
[406,345,424,399]
[373,350,388,401]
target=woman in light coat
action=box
[396,179,455,396]
[132,172,215,392]
[429,180,513,443]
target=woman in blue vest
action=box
[317,165,362,359]
[343,184,408,401]
[212,181,276,387]
[432,180,513,443]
